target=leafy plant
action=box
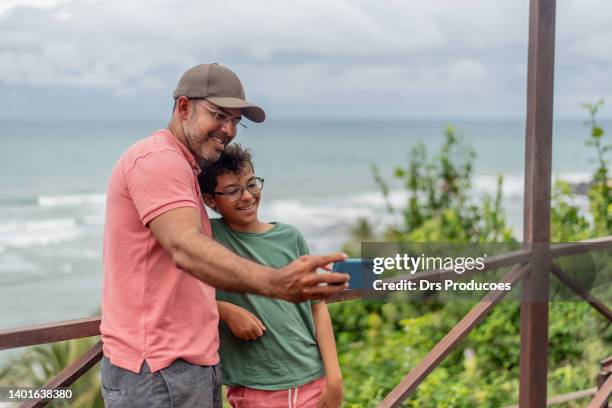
[337,103,611,406]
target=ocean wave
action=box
[552,172,592,183]
[472,172,592,197]
[260,197,399,252]
[472,174,524,197]
[0,253,40,274]
[0,218,85,248]
[83,215,105,225]
[262,199,374,227]
[38,194,106,207]
[344,190,410,207]
[50,248,101,259]
[0,171,593,254]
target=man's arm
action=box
[149,207,349,302]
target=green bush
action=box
[336,102,611,406]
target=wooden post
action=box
[520,0,556,406]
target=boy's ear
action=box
[202,194,216,209]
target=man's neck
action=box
[166,120,187,149]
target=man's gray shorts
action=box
[101,357,222,408]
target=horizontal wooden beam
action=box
[326,289,365,304]
[329,237,612,304]
[550,236,612,259]
[547,388,598,406]
[0,317,100,350]
[385,248,532,284]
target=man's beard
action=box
[194,137,223,168]
[197,132,231,168]
[183,126,221,168]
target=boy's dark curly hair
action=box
[198,143,254,195]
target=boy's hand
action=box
[223,303,266,341]
[317,377,343,408]
[269,253,350,303]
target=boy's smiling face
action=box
[204,165,262,231]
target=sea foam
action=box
[38,194,106,207]
[0,218,84,248]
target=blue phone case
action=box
[332,258,374,290]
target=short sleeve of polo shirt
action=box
[125,148,199,226]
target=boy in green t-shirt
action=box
[198,144,343,408]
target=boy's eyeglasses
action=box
[198,101,247,129]
[213,177,264,202]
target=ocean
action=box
[0,118,607,333]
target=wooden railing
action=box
[1,238,611,407]
[372,238,612,408]
[0,318,103,408]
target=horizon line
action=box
[1,116,611,123]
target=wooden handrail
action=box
[0,317,100,350]
[328,248,532,304]
[377,263,530,408]
[382,247,531,284]
[550,236,612,258]
[330,236,612,304]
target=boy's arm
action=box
[217,300,266,341]
[312,301,343,408]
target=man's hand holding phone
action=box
[270,253,350,302]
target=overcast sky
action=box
[0,0,610,120]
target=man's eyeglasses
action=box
[213,177,264,202]
[197,101,247,129]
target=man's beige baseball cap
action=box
[173,63,265,123]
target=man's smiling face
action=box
[182,99,242,167]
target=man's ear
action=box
[202,194,216,209]
[175,96,192,120]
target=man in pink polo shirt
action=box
[100,63,349,407]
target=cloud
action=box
[0,0,610,118]
[0,0,70,15]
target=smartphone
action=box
[332,258,373,289]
